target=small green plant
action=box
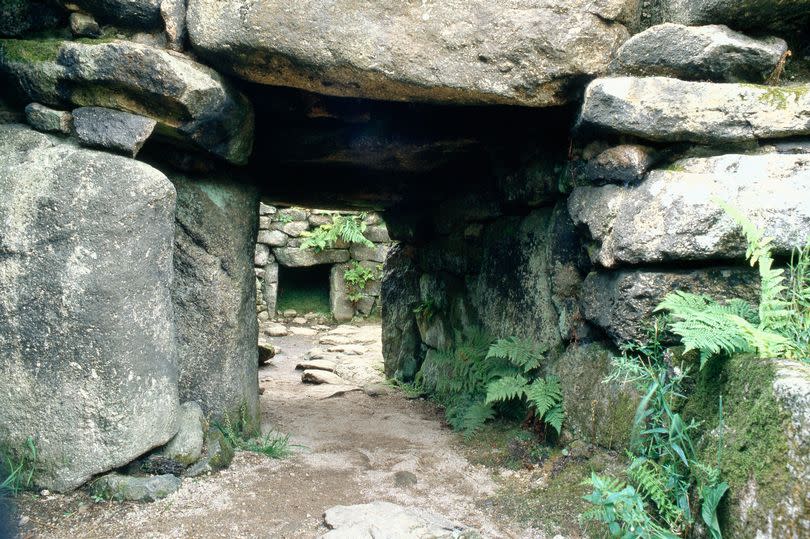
[656,202,810,366]
[216,404,292,460]
[414,332,563,438]
[275,212,294,224]
[1,437,38,495]
[301,213,373,251]
[343,261,376,304]
[583,322,727,539]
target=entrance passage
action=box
[276,264,331,314]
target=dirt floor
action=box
[14,323,566,538]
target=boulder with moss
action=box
[686,355,810,538]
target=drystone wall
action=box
[253,204,390,324]
[0,1,807,536]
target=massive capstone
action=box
[170,173,261,430]
[187,0,636,107]
[0,124,179,492]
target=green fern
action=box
[485,375,528,403]
[628,458,685,530]
[300,213,373,251]
[656,202,807,364]
[486,337,546,372]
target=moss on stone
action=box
[741,83,810,110]
[684,354,792,538]
[0,38,62,63]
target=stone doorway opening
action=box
[276,264,332,316]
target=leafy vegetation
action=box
[413,298,438,321]
[0,437,37,496]
[343,261,377,304]
[414,332,564,438]
[582,321,728,539]
[656,202,810,366]
[300,213,373,251]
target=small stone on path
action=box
[295,359,337,372]
[266,323,289,337]
[320,501,472,538]
[289,326,318,336]
[363,383,390,397]
[302,369,348,385]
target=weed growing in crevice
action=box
[1,437,38,496]
[343,261,377,304]
[582,322,727,539]
[301,213,373,251]
[216,404,294,460]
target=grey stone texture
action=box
[161,401,205,466]
[0,0,64,37]
[69,12,101,38]
[25,102,71,134]
[568,153,810,267]
[580,268,759,344]
[0,38,254,164]
[72,106,157,157]
[62,0,162,28]
[330,263,356,323]
[381,243,423,380]
[579,77,810,144]
[577,144,657,184]
[609,24,787,83]
[0,124,178,492]
[91,473,182,502]
[274,247,350,267]
[185,429,234,477]
[665,0,810,31]
[187,0,635,107]
[320,501,471,538]
[170,173,260,430]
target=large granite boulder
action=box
[381,243,423,380]
[170,173,260,431]
[568,153,810,267]
[580,268,759,344]
[609,23,787,83]
[471,210,562,351]
[0,124,178,492]
[0,39,253,163]
[187,0,636,107]
[665,0,810,32]
[578,77,810,144]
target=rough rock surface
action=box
[170,173,260,429]
[63,0,162,28]
[69,12,101,38]
[549,343,639,449]
[91,473,181,502]
[0,39,254,163]
[579,77,810,143]
[25,102,71,134]
[185,429,234,477]
[609,24,787,82]
[320,501,472,538]
[568,153,810,267]
[578,144,657,184]
[0,124,178,492]
[580,268,759,344]
[666,0,810,31]
[187,0,635,107]
[274,248,350,267]
[161,402,205,466]
[381,244,423,380]
[0,0,64,37]
[471,210,561,350]
[72,106,157,157]
[330,264,356,323]
[302,369,349,385]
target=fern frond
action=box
[525,376,563,418]
[449,400,495,436]
[628,458,684,529]
[544,405,564,435]
[485,375,528,404]
[486,337,546,372]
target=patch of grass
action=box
[217,404,294,460]
[460,421,548,470]
[1,437,38,495]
